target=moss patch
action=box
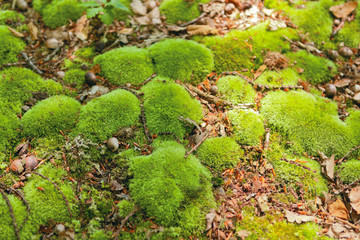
[0,26,25,65]
[94,46,154,85]
[0,10,25,25]
[63,69,86,90]
[254,68,300,87]
[148,39,214,84]
[217,75,256,104]
[338,160,360,184]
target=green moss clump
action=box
[338,160,360,184]
[148,39,214,84]
[347,110,360,143]
[254,68,300,87]
[0,109,20,162]
[334,7,360,48]
[199,22,298,74]
[63,69,86,89]
[94,46,154,85]
[74,89,140,141]
[111,0,133,21]
[260,90,357,157]
[32,0,52,14]
[129,141,215,232]
[286,50,337,85]
[40,0,85,29]
[228,109,265,146]
[217,75,256,104]
[74,47,96,60]
[117,200,135,218]
[142,80,203,139]
[159,0,209,24]
[196,137,243,172]
[0,26,25,65]
[21,95,81,137]
[0,10,25,25]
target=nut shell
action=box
[10,159,24,174]
[107,137,119,151]
[24,155,38,170]
[325,84,337,98]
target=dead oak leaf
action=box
[205,209,217,231]
[330,1,358,19]
[187,25,219,36]
[73,15,90,40]
[349,186,360,214]
[27,22,38,40]
[284,210,317,223]
[329,199,349,220]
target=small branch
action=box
[185,84,233,106]
[263,128,270,150]
[185,132,209,158]
[44,47,60,62]
[10,188,30,232]
[282,35,322,54]
[133,73,157,88]
[180,12,206,27]
[221,71,252,83]
[337,144,360,164]
[32,172,72,217]
[280,158,317,173]
[20,52,43,75]
[114,206,139,240]
[0,189,20,240]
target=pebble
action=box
[10,159,24,174]
[85,72,97,86]
[22,105,30,112]
[225,3,235,13]
[23,155,38,170]
[16,0,28,10]
[325,84,337,98]
[210,85,218,95]
[327,49,339,60]
[350,84,360,93]
[45,38,60,49]
[338,46,353,58]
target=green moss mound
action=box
[74,89,141,141]
[217,75,256,104]
[196,137,244,172]
[0,10,25,25]
[63,69,86,90]
[334,7,360,48]
[0,26,25,65]
[74,47,96,60]
[260,90,357,157]
[159,0,208,24]
[339,160,360,184]
[129,141,215,233]
[228,109,265,146]
[94,46,154,85]
[148,39,214,84]
[21,95,81,138]
[286,50,337,85]
[254,68,300,87]
[142,80,203,139]
[347,110,360,143]
[199,22,297,74]
[0,107,20,162]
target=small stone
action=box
[16,0,28,10]
[210,85,218,95]
[225,3,235,13]
[350,84,360,93]
[56,71,65,79]
[45,38,60,49]
[327,49,339,60]
[22,105,30,112]
[325,84,337,98]
[10,159,24,174]
[107,137,119,151]
[54,223,65,235]
[23,155,38,170]
[338,46,353,58]
[334,19,341,25]
[85,72,97,86]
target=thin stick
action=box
[185,132,209,158]
[10,188,30,231]
[32,172,72,217]
[180,12,206,27]
[280,158,317,173]
[114,206,139,240]
[0,188,20,240]
[134,73,157,88]
[20,52,43,75]
[337,144,360,164]
[185,84,233,106]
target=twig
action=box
[221,71,253,83]
[185,84,233,106]
[44,47,60,62]
[32,172,72,217]
[264,128,270,150]
[337,144,360,164]
[114,206,139,240]
[1,62,27,68]
[335,217,360,230]
[280,158,317,173]
[177,81,197,98]
[180,12,206,27]
[282,35,322,54]
[20,52,43,75]
[10,188,30,231]
[185,132,209,158]
[133,73,157,88]
[0,188,20,240]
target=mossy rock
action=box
[228,109,265,146]
[21,95,81,138]
[286,50,337,85]
[260,90,357,157]
[196,137,244,172]
[0,26,25,65]
[94,46,154,85]
[63,69,86,90]
[148,39,214,84]
[159,0,209,24]
[141,80,203,139]
[129,141,215,232]
[74,89,141,141]
[254,68,300,87]
[217,75,256,104]
[0,10,25,25]
[338,160,360,184]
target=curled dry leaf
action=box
[284,210,317,223]
[7,26,24,38]
[329,199,349,220]
[333,78,351,88]
[148,7,161,25]
[131,0,147,16]
[322,154,335,180]
[27,22,38,40]
[74,15,90,40]
[187,25,219,36]
[349,186,360,214]
[329,1,358,19]
[205,209,217,231]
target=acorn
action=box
[338,46,353,58]
[16,0,28,10]
[325,84,337,98]
[85,72,97,86]
[107,137,119,151]
[23,155,38,170]
[210,85,218,95]
[10,159,24,174]
[45,38,60,49]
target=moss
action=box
[74,47,96,60]
[347,110,360,143]
[159,0,209,24]
[334,7,360,48]
[21,95,81,138]
[74,89,140,141]
[129,141,215,232]
[196,137,244,172]
[0,26,25,65]
[261,90,357,157]
[141,80,203,139]
[148,39,214,84]
[199,22,298,74]
[117,200,135,218]
[217,75,256,104]
[32,0,52,14]
[63,69,86,90]
[0,110,20,163]
[254,68,300,87]
[286,50,337,85]
[41,0,86,29]
[111,0,133,22]
[0,10,25,25]
[94,46,154,85]
[228,109,265,146]
[338,160,360,184]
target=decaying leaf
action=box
[329,199,349,220]
[330,1,358,19]
[27,22,38,40]
[148,7,161,25]
[167,24,186,32]
[131,0,147,15]
[353,92,360,102]
[236,230,251,240]
[284,210,317,223]
[323,154,335,180]
[134,15,151,25]
[7,26,24,38]
[187,25,219,36]
[205,209,217,231]
[253,65,267,80]
[119,28,133,35]
[333,78,351,88]
[349,186,360,214]
[74,15,90,40]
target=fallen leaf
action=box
[134,15,151,25]
[131,0,147,15]
[27,22,38,40]
[353,92,360,102]
[349,186,360,214]
[119,28,133,35]
[329,199,349,220]
[167,24,186,32]
[236,230,251,240]
[252,179,262,192]
[148,7,161,25]
[205,209,217,231]
[284,210,317,223]
[333,78,351,88]
[322,154,335,180]
[253,65,267,80]
[7,26,24,38]
[187,25,219,36]
[330,1,358,19]
[74,15,90,40]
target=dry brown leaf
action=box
[187,25,219,36]
[134,15,151,25]
[236,230,251,240]
[333,78,351,88]
[7,26,24,38]
[329,199,349,220]
[148,7,161,25]
[27,22,38,40]
[74,15,90,40]
[353,92,360,102]
[90,64,101,74]
[253,65,267,80]
[205,209,217,231]
[349,186,360,214]
[131,0,147,15]
[284,210,317,223]
[323,154,335,180]
[330,1,358,19]
[167,24,186,32]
